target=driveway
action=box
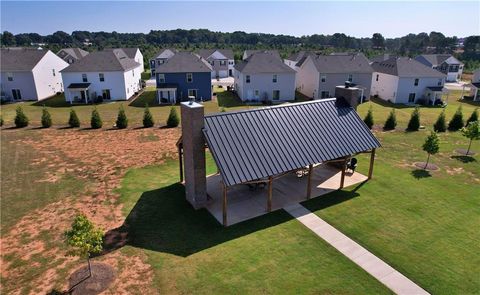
[146,78,156,87]
[445,81,471,91]
[212,77,234,87]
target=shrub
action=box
[115,105,128,129]
[433,110,447,132]
[14,106,29,128]
[143,104,154,128]
[383,109,397,131]
[363,106,374,129]
[41,106,52,128]
[448,106,464,131]
[166,106,179,128]
[90,108,102,129]
[465,108,478,127]
[406,107,420,131]
[220,107,226,113]
[68,109,80,128]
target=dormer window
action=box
[186,73,193,83]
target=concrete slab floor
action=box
[205,163,367,226]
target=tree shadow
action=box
[451,155,477,163]
[301,186,361,212]
[217,91,244,108]
[411,169,432,179]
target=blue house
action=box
[155,51,213,104]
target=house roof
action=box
[243,50,281,60]
[155,51,212,73]
[105,48,140,59]
[61,49,140,72]
[152,48,177,59]
[234,51,295,74]
[0,48,49,72]
[197,49,234,60]
[308,53,373,74]
[57,48,89,61]
[286,51,308,62]
[427,86,445,92]
[372,57,446,78]
[416,54,461,66]
[369,54,397,63]
[203,99,380,187]
[67,83,91,89]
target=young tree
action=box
[363,106,374,129]
[68,109,80,128]
[14,106,29,128]
[115,105,128,129]
[220,107,226,113]
[461,121,480,155]
[41,106,52,128]
[448,106,464,131]
[90,108,102,129]
[383,109,397,131]
[166,106,179,128]
[433,110,447,132]
[65,214,103,292]
[465,108,478,127]
[422,131,440,169]
[142,104,154,128]
[406,107,420,131]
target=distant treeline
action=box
[1,29,479,71]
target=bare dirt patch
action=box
[1,127,179,294]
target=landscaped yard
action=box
[0,89,479,294]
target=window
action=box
[437,79,442,86]
[52,69,56,77]
[82,74,87,82]
[321,75,326,83]
[246,75,250,83]
[158,74,165,83]
[229,61,234,65]
[273,74,278,83]
[220,60,226,66]
[272,90,280,100]
[376,74,379,81]
[348,74,353,82]
[132,70,135,77]
[157,60,164,65]
[7,72,13,81]
[99,73,105,82]
[68,58,73,64]
[186,73,193,83]
[210,61,215,66]
[254,90,259,98]
[102,89,111,100]
[188,89,197,98]
[408,93,416,103]
[320,91,330,99]
[414,78,419,86]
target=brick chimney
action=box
[335,82,361,110]
[180,101,207,209]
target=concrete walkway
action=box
[284,203,429,295]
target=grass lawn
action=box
[115,156,391,294]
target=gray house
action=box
[197,49,235,78]
[415,54,463,82]
[296,53,373,100]
[57,48,89,64]
[149,48,177,78]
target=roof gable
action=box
[307,53,373,74]
[61,49,140,72]
[156,51,213,73]
[0,48,49,72]
[235,51,295,74]
[372,57,446,78]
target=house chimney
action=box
[335,85,361,110]
[181,102,208,209]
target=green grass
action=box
[116,156,390,294]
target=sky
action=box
[1,1,479,38]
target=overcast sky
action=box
[1,1,479,38]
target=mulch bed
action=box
[455,149,476,156]
[69,262,115,295]
[414,162,439,171]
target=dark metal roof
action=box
[471,82,480,88]
[203,99,381,187]
[67,83,91,89]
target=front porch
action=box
[67,83,91,104]
[157,85,177,104]
[425,86,448,105]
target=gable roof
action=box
[286,51,308,62]
[243,50,281,60]
[416,54,461,66]
[107,48,140,59]
[203,99,380,187]
[0,48,49,72]
[235,51,295,74]
[307,53,373,74]
[369,54,397,63]
[155,51,212,73]
[152,48,177,59]
[61,49,140,72]
[57,48,89,61]
[197,49,234,60]
[372,57,446,78]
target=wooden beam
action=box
[178,146,183,183]
[267,176,273,212]
[223,182,227,227]
[368,148,376,180]
[306,164,313,199]
[340,158,347,189]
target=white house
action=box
[0,48,69,101]
[234,51,296,102]
[113,48,144,72]
[197,49,235,78]
[61,49,143,103]
[296,53,373,100]
[469,69,480,101]
[415,54,464,82]
[57,48,89,64]
[371,57,447,105]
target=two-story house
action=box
[296,53,373,100]
[469,69,480,101]
[61,48,143,103]
[415,54,464,82]
[155,51,212,104]
[284,51,311,70]
[57,48,89,64]
[234,51,296,102]
[371,57,447,105]
[1,48,68,101]
[198,49,235,78]
[242,50,281,60]
[149,48,177,78]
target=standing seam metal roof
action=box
[203,99,380,187]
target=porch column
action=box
[69,90,72,104]
[340,158,347,189]
[223,182,228,227]
[84,90,87,104]
[306,164,313,199]
[267,176,273,212]
[368,148,376,180]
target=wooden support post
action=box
[267,176,273,212]
[340,158,347,189]
[368,148,376,180]
[178,146,183,182]
[223,182,227,227]
[306,164,313,199]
